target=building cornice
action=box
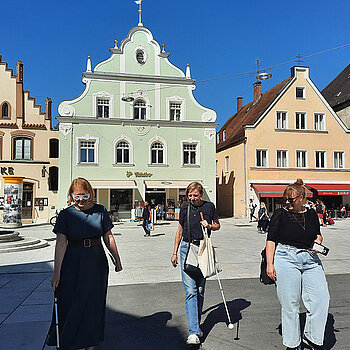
[56,116,217,128]
[82,71,195,85]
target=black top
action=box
[258,208,269,221]
[142,205,151,220]
[267,207,321,249]
[179,201,218,241]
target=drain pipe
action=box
[243,138,248,219]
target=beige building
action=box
[216,66,350,218]
[0,55,59,224]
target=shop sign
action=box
[34,198,48,206]
[126,171,153,178]
[1,167,14,176]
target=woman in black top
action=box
[171,182,220,346]
[266,179,329,350]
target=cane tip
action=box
[228,323,234,329]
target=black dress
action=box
[47,204,113,349]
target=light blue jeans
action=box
[274,243,330,348]
[180,240,206,335]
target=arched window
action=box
[133,99,146,120]
[49,138,59,158]
[116,141,130,164]
[1,103,9,119]
[151,142,164,164]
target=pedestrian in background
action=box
[47,177,122,350]
[266,178,329,350]
[257,202,269,233]
[316,199,327,227]
[171,182,220,346]
[142,200,151,237]
[249,198,257,221]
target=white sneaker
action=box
[198,329,203,338]
[186,334,200,345]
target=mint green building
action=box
[57,23,217,218]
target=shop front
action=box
[308,184,350,210]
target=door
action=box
[22,183,33,219]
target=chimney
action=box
[237,96,243,112]
[253,81,261,102]
[45,97,52,120]
[16,60,24,120]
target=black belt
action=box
[183,238,201,245]
[67,238,101,248]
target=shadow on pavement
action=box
[97,309,186,350]
[201,298,251,342]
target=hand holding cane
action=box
[54,292,60,349]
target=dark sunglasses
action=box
[284,195,300,203]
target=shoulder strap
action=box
[187,203,191,239]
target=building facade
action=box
[57,25,217,217]
[217,66,350,218]
[0,56,59,224]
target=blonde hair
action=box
[185,181,204,197]
[283,178,306,200]
[68,177,94,203]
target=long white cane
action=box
[54,294,60,349]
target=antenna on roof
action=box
[256,58,272,81]
[296,53,303,65]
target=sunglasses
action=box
[284,195,300,203]
[72,193,90,201]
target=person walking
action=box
[171,182,220,346]
[266,179,329,350]
[142,200,151,237]
[47,177,122,350]
[315,199,327,227]
[257,202,269,233]
[249,198,257,221]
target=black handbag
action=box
[259,248,275,285]
[183,204,204,279]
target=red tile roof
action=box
[217,77,292,152]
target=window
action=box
[216,160,218,176]
[170,102,181,121]
[216,133,220,144]
[276,150,288,168]
[334,151,344,169]
[49,139,59,158]
[79,140,96,163]
[133,99,146,120]
[136,49,145,64]
[296,87,305,99]
[223,130,226,141]
[296,150,307,168]
[256,149,268,167]
[314,113,325,131]
[13,137,32,160]
[97,98,110,118]
[225,156,229,173]
[183,143,197,165]
[295,112,306,130]
[315,151,326,168]
[276,111,287,129]
[48,166,59,191]
[116,141,130,164]
[151,142,164,164]
[1,102,9,119]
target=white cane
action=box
[54,295,60,349]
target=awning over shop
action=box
[145,180,198,189]
[307,184,350,196]
[90,180,137,189]
[252,184,313,198]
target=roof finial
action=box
[186,63,191,79]
[162,44,165,53]
[114,40,119,49]
[86,56,92,72]
[134,0,143,26]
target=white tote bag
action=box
[198,227,220,278]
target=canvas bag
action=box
[198,226,220,278]
[183,204,204,279]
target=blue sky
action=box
[1,0,349,128]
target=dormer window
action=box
[223,130,226,141]
[136,49,145,64]
[296,87,305,99]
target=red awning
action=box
[307,184,350,196]
[252,184,312,198]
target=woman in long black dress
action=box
[47,177,122,350]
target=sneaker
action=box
[198,329,203,338]
[144,234,150,237]
[303,335,322,349]
[186,334,200,345]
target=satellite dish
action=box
[256,72,272,80]
[121,96,135,102]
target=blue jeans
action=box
[142,219,150,235]
[180,240,206,335]
[274,243,330,348]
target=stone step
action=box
[0,230,21,242]
[0,237,49,253]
